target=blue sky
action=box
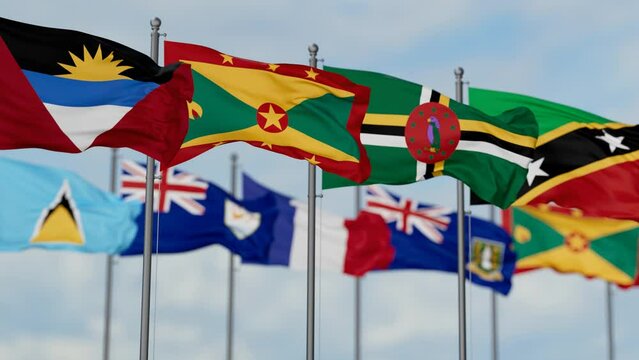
[1,1,639,359]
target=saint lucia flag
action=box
[0,157,140,254]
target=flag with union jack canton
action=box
[364,185,517,295]
[119,160,277,258]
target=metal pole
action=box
[227,153,238,360]
[102,149,118,360]
[306,43,319,360]
[354,186,361,360]
[454,67,467,360]
[489,206,498,360]
[138,17,161,360]
[606,282,615,360]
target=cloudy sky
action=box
[1,1,639,359]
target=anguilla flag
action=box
[0,157,140,254]
[365,185,516,294]
[0,17,193,163]
[119,160,276,260]
[242,174,394,276]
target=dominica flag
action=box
[470,88,639,220]
[0,17,193,163]
[505,205,639,286]
[164,41,371,183]
[321,67,538,209]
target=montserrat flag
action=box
[0,157,139,254]
[0,17,193,163]
[505,205,639,286]
[164,41,371,183]
[321,67,538,209]
[470,88,639,220]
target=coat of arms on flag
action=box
[120,160,209,215]
[468,237,505,281]
[364,185,451,243]
[223,199,262,240]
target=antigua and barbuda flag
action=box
[365,185,517,294]
[119,160,277,260]
[0,157,140,254]
[0,17,193,163]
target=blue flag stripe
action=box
[24,70,158,107]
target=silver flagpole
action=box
[138,17,161,360]
[489,206,498,360]
[227,153,238,360]
[454,67,467,360]
[102,148,118,360]
[306,43,319,360]
[606,282,615,360]
[354,186,361,360]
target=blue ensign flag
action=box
[0,157,140,254]
[365,185,516,295]
[118,160,275,260]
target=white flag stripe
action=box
[415,161,427,181]
[419,86,434,105]
[457,140,532,168]
[361,133,407,148]
[288,201,349,272]
[44,103,131,151]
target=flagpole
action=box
[489,205,498,360]
[306,43,319,360]
[226,153,238,360]
[354,186,361,360]
[606,282,615,360]
[454,67,467,360]
[102,148,118,360]
[138,17,161,360]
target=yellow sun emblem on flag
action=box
[57,45,133,81]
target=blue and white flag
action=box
[0,157,139,254]
[242,174,395,276]
[119,160,275,260]
[365,185,516,294]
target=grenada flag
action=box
[164,41,371,183]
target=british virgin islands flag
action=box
[0,157,140,253]
[119,160,276,260]
[0,17,193,163]
[365,186,517,294]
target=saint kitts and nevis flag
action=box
[503,205,639,286]
[164,41,371,183]
[321,67,538,209]
[470,88,639,220]
[0,17,193,163]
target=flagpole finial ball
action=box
[150,17,161,28]
[308,43,319,54]
[454,67,464,77]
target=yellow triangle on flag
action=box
[517,246,635,285]
[30,180,84,246]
